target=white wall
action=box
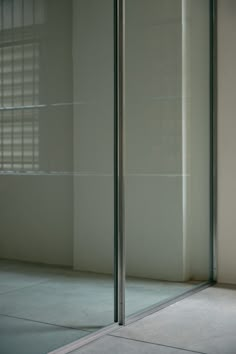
[0,0,74,266]
[73,0,114,273]
[184,0,210,280]
[124,0,184,280]
[73,0,210,281]
[72,0,187,280]
[217,0,236,284]
[0,0,212,280]
[124,0,210,281]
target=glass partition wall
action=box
[0,1,115,353]
[124,0,213,320]
[0,0,214,353]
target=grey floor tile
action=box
[125,279,196,316]
[0,263,197,331]
[0,315,88,354]
[0,272,114,330]
[0,261,52,294]
[70,336,197,354]
[112,285,236,354]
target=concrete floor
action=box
[0,260,198,354]
[71,284,236,354]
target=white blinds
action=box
[0,39,39,171]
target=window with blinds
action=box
[0,39,39,171]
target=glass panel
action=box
[124,0,211,318]
[0,0,114,353]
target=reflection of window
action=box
[0,40,39,171]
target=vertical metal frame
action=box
[113,0,118,324]
[210,0,217,282]
[114,0,126,326]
